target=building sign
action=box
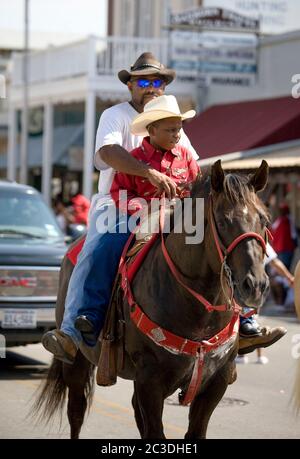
[203,0,299,34]
[170,8,258,87]
[170,6,259,32]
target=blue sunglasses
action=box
[136,78,165,88]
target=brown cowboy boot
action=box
[42,329,77,364]
[238,325,287,355]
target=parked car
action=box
[0,180,67,347]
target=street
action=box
[0,314,300,439]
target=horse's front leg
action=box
[185,360,235,439]
[134,369,166,439]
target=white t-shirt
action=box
[93,101,199,207]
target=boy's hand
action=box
[146,168,177,200]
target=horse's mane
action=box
[191,169,270,220]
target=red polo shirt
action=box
[110,137,200,214]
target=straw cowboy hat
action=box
[130,95,196,137]
[295,260,300,320]
[118,52,176,85]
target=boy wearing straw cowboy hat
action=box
[110,94,198,214]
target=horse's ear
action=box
[211,160,225,193]
[248,160,269,193]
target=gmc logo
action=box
[0,277,37,288]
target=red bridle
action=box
[159,193,271,313]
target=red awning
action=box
[184,96,300,160]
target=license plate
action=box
[2,309,37,329]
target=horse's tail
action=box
[32,357,67,424]
[31,238,96,426]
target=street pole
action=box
[20,0,29,184]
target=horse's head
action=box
[208,159,270,310]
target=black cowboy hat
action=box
[118,52,176,86]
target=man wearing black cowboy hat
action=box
[42,52,286,364]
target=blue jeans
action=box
[61,199,131,346]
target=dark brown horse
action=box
[34,160,270,438]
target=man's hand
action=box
[146,168,177,200]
